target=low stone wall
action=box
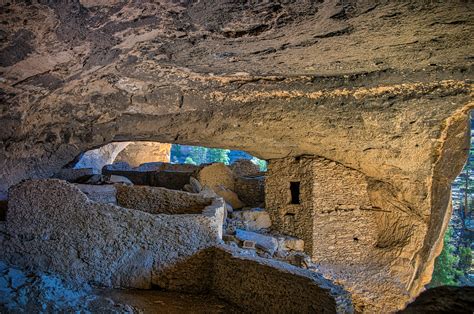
[75,184,118,204]
[155,246,354,313]
[3,179,225,289]
[116,185,213,215]
[102,168,196,190]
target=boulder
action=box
[231,159,260,177]
[189,177,203,193]
[235,229,278,255]
[231,208,271,231]
[115,142,171,167]
[400,286,474,313]
[278,236,305,252]
[199,186,219,198]
[234,176,265,207]
[197,163,234,191]
[214,186,245,209]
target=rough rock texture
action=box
[267,156,422,311]
[73,142,130,172]
[116,184,213,215]
[266,157,315,253]
[230,159,260,177]
[231,208,272,231]
[0,1,472,311]
[53,167,99,182]
[115,142,171,167]
[197,163,235,191]
[213,185,245,209]
[0,261,134,313]
[75,183,118,204]
[234,175,265,207]
[3,179,224,289]
[235,229,278,255]
[103,163,198,190]
[400,286,474,314]
[153,246,354,314]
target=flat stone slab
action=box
[235,229,278,255]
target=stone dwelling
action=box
[266,156,377,263]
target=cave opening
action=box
[428,110,473,288]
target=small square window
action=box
[290,181,300,204]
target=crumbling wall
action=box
[3,179,224,289]
[153,246,354,314]
[102,163,198,190]
[116,185,212,215]
[265,157,315,253]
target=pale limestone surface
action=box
[73,142,131,172]
[115,142,171,167]
[3,179,224,289]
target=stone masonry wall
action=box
[116,185,212,215]
[3,179,224,289]
[154,246,354,313]
[265,157,315,254]
[311,158,378,265]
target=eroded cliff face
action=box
[0,0,472,311]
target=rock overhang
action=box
[0,1,473,312]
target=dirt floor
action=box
[97,289,239,313]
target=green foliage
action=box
[207,148,230,165]
[458,245,472,274]
[190,146,208,164]
[429,227,462,287]
[184,156,197,165]
[171,144,183,163]
[251,157,267,171]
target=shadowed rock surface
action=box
[0,1,473,312]
[400,286,474,314]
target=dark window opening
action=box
[0,199,7,221]
[290,181,300,204]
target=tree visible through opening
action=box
[429,110,473,287]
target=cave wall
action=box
[115,142,171,167]
[73,142,130,172]
[0,1,472,311]
[3,179,225,289]
[311,158,378,265]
